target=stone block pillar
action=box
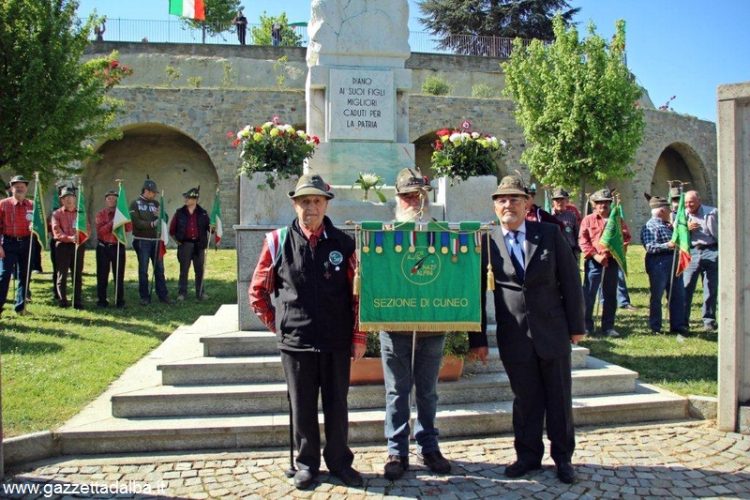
[717,82,750,433]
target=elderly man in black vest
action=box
[470,175,585,484]
[169,186,210,301]
[249,174,365,490]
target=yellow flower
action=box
[270,128,280,137]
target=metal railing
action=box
[88,18,523,57]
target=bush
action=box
[472,83,500,98]
[422,75,451,96]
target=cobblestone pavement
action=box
[4,420,750,499]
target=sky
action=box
[74,0,749,123]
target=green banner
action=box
[358,221,483,332]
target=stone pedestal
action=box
[717,81,750,433]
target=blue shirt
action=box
[501,222,526,267]
[640,217,673,254]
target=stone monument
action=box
[305,0,414,185]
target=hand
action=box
[570,333,585,344]
[688,221,700,231]
[351,343,366,361]
[667,241,675,249]
[467,346,489,365]
[593,253,608,266]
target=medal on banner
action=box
[427,231,436,254]
[474,231,482,254]
[374,231,384,254]
[408,231,417,253]
[440,232,450,255]
[362,230,370,253]
[459,232,469,254]
[394,231,403,253]
[451,235,459,263]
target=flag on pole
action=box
[671,192,692,276]
[543,189,551,213]
[158,195,169,258]
[112,183,131,246]
[600,202,627,275]
[31,180,48,248]
[210,192,223,246]
[169,0,205,21]
[75,186,89,246]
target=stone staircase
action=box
[57,304,688,455]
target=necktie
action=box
[509,231,525,281]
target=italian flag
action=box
[158,196,170,258]
[671,193,692,276]
[210,191,223,246]
[75,186,89,246]
[169,0,205,21]
[112,183,131,246]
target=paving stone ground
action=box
[4,420,750,499]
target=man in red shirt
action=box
[95,190,132,308]
[578,189,631,337]
[51,187,90,309]
[0,175,33,316]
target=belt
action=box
[98,241,119,246]
[3,235,30,241]
[693,244,717,250]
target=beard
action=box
[395,202,430,222]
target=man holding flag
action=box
[51,186,89,309]
[579,189,631,337]
[640,194,687,335]
[130,178,171,306]
[95,188,132,308]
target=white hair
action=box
[651,207,665,217]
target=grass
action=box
[1,248,237,437]
[579,246,718,397]
[0,245,718,438]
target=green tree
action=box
[502,16,645,203]
[181,0,240,44]
[418,0,579,55]
[251,12,302,47]
[0,0,131,183]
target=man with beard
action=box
[380,168,452,481]
[469,175,585,484]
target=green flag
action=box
[31,180,48,248]
[75,186,89,246]
[670,193,692,276]
[112,183,131,245]
[210,192,223,246]
[600,203,627,275]
[158,195,169,258]
[358,221,483,331]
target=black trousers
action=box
[503,352,575,465]
[280,349,354,473]
[177,241,205,297]
[96,241,126,306]
[54,242,85,306]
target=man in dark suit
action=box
[469,175,586,484]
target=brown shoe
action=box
[419,450,451,474]
[383,455,408,480]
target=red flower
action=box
[434,140,443,151]
[230,138,241,149]
[312,135,320,145]
[226,131,235,139]
[436,128,450,137]
[109,60,119,69]
[255,126,262,133]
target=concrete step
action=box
[114,358,635,418]
[60,382,687,455]
[159,347,590,385]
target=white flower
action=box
[471,132,480,139]
[359,173,381,187]
[449,132,462,143]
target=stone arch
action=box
[650,142,711,203]
[82,123,219,244]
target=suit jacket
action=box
[471,221,585,362]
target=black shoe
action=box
[331,466,363,487]
[73,304,84,310]
[383,455,408,480]
[58,300,70,308]
[96,301,109,308]
[419,450,451,474]
[140,298,150,306]
[116,302,126,309]
[158,297,173,305]
[671,327,690,336]
[556,461,576,484]
[504,460,541,478]
[293,469,316,490]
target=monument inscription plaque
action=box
[329,69,394,141]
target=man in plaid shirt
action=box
[640,195,687,334]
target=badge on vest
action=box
[329,251,343,270]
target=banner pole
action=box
[409,330,417,441]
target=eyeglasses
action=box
[493,197,524,206]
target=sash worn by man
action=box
[249,174,365,490]
[469,175,585,484]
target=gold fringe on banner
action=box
[485,228,495,291]
[359,322,482,332]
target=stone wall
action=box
[82,42,716,245]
